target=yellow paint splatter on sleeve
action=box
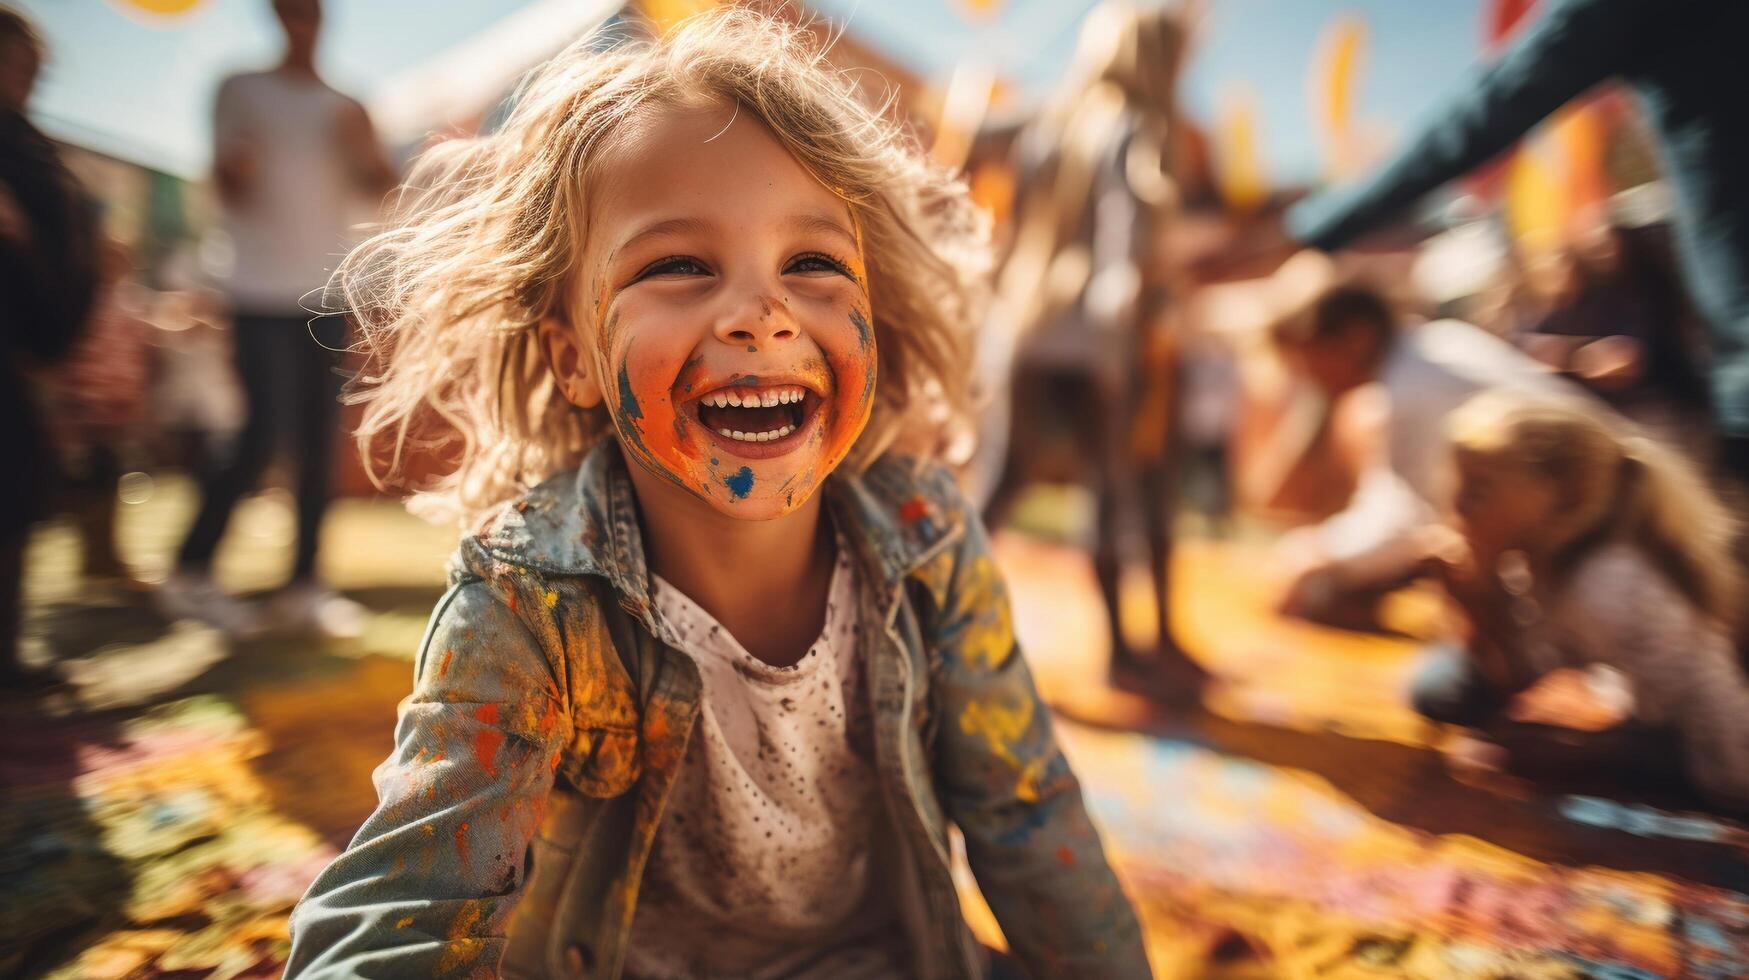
[959,696,1047,803]
[952,556,1016,671]
[434,899,488,972]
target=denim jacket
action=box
[286,445,1149,979]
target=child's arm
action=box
[286,577,571,977]
[928,514,1151,978]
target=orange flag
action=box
[1310,13,1367,180]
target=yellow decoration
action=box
[109,0,204,15]
[953,0,1004,21]
[637,0,716,32]
[1214,86,1267,213]
[1504,134,1563,256]
[1505,100,1610,254]
[1310,13,1367,179]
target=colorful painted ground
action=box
[4,479,1748,978]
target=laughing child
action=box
[286,8,1148,979]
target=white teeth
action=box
[702,387,808,412]
[716,422,798,443]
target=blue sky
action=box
[24,0,1486,183]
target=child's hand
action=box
[1410,524,1470,581]
[1413,525,1510,636]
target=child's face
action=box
[544,104,875,521]
[1451,448,1559,560]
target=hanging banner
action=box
[952,0,1004,22]
[1214,86,1267,213]
[1504,98,1609,253]
[1467,0,1540,202]
[1309,12,1366,180]
[637,0,716,32]
[106,0,205,17]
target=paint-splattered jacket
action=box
[286,445,1149,979]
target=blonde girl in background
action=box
[1415,389,1749,810]
[286,8,1148,979]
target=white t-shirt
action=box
[625,541,907,980]
[213,70,366,313]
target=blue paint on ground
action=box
[1558,796,1730,843]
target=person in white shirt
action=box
[1251,252,1590,630]
[156,0,395,639]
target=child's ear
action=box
[537,315,603,409]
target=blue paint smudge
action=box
[724,466,755,499]
[616,367,642,421]
[710,457,719,466]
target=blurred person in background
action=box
[980,2,1209,703]
[1282,0,1749,481]
[38,237,155,591]
[1237,252,1588,631]
[1514,208,1711,449]
[1417,391,1749,810]
[155,0,395,639]
[0,5,100,686]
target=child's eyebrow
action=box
[785,211,859,252]
[608,211,859,267]
[610,216,715,265]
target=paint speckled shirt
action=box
[285,446,1150,980]
[625,539,906,979]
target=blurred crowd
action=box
[8,0,1749,821]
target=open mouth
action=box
[690,383,822,451]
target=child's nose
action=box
[714,292,798,348]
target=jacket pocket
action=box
[562,724,642,798]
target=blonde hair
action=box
[337,5,988,525]
[1450,391,1741,632]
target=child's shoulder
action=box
[834,453,987,595]
[455,453,621,583]
[855,452,972,520]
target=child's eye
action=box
[785,252,852,277]
[636,256,710,280]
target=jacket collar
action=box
[473,442,965,623]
